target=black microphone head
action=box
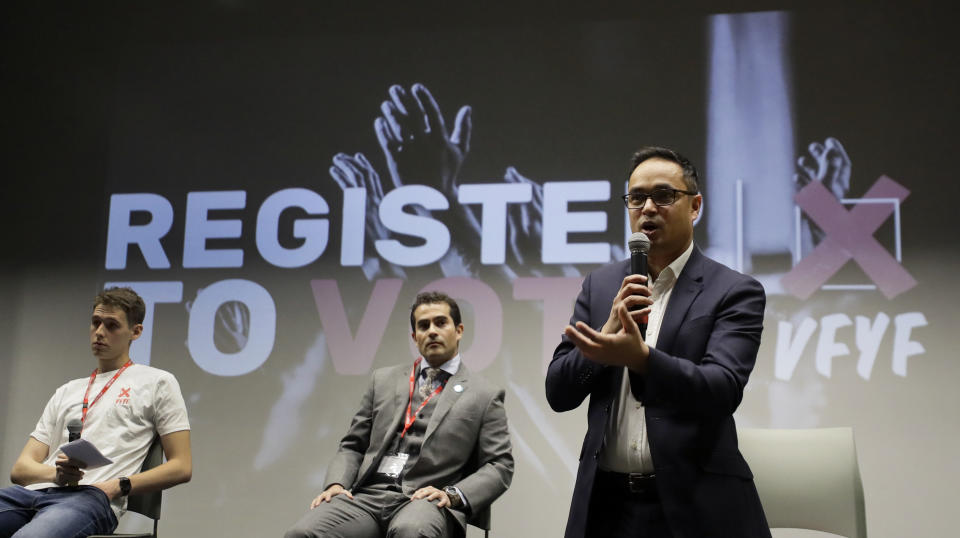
[67,419,82,434]
[628,232,650,254]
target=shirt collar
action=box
[656,241,695,284]
[421,353,461,378]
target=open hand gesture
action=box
[374,83,471,198]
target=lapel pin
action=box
[453,384,464,393]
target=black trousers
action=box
[585,470,672,538]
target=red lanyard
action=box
[81,360,133,430]
[400,357,444,440]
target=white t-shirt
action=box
[28,363,190,516]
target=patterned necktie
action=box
[420,367,440,399]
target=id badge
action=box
[377,453,409,478]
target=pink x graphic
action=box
[782,175,917,300]
[118,387,131,398]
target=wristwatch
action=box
[118,476,132,496]
[443,486,463,509]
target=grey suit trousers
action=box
[284,484,461,538]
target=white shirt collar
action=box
[655,241,695,284]
[421,353,461,378]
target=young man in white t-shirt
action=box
[0,287,192,537]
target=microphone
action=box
[628,232,650,338]
[629,232,650,278]
[67,419,82,442]
[64,419,83,486]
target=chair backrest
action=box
[737,427,866,538]
[126,435,164,521]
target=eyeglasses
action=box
[622,187,698,209]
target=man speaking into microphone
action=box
[545,146,769,537]
[0,287,191,537]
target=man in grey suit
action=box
[285,291,513,538]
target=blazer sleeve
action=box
[451,387,514,513]
[323,374,377,489]
[545,271,606,412]
[643,274,766,418]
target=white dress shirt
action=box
[598,241,694,474]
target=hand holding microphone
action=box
[600,233,653,336]
[55,454,85,486]
[57,419,85,486]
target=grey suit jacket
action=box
[324,362,513,529]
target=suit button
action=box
[593,450,599,459]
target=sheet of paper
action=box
[58,438,113,469]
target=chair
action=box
[737,427,867,538]
[468,505,490,537]
[89,435,164,538]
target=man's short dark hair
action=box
[631,146,700,192]
[94,287,146,327]
[410,291,462,331]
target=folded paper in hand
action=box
[58,439,113,469]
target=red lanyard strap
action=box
[400,357,444,440]
[81,360,133,431]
